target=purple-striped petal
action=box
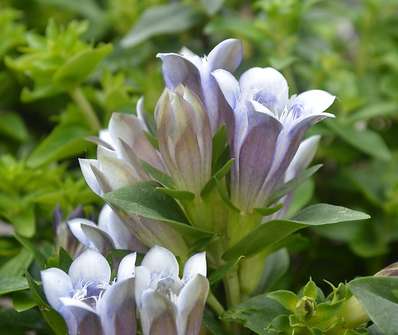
[177,275,209,335]
[80,224,115,254]
[207,39,243,72]
[97,279,136,335]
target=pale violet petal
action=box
[176,275,209,335]
[60,297,102,335]
[212,69,240,109]
[97,279,136,335]
[140,289,176,335]
[207,38,243,72]
[135,266,151,307]
[99,129,114,148]
[78,159,102,196]
[239,67,289,112]
[98,205,147,252]
[183,252,207,283]
[291,89,335,116]
[41,268,73,312]
[80,224,115,254]
[141,246,179,279]
[117,253,137,282]
[285,135,320,182]
[67,218,97,249]
[68,250,111,287]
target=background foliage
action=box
[0,0,397,333]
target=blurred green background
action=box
[0,0,398,332]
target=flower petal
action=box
[212,69,240,109]
[99,205,147,252]
[157,53,202,97]
[141,246,179,280]
[60,298,102,335]
[41,268,73,312]
[67,218,97,249]
[183,252,206,283]
[177,275,209,335]
[80,223,115,255]
[97,279,136,335]
[285,135,320,182]
[240,67,288,112]
[109,113,164,170]
[290,89,335,117]
[117,253,137,282]
[79,159,102,196]
[134,266,151,307]
[68,250,111,287]
[140,289,177,335]
[207,38,243,72]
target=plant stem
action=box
[207,291,225,316]
[224,268,241,308]
[70,87,101,131]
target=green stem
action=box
[70,87,101,131]
[207,291,225,316]
[224,268,241,308]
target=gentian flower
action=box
[212,67,335,212]
[135,246,209,335]
[158,39,243,133]
[67,204,147,254]
[79,100,188,257]
[41,250,136,335]
[155,86,212,195]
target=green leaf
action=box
[0,112,28,141]
[223,294,288,334]
[121,3,200,47]
[258,249,290,293]
[104,181,213,241]
[14,234,46,267]
[303,279,318,300]
[0,248,33,277]
[157,187,195,201]
[12,203,35,237]
[202,159,234,197]
[268,290,298,312]
[327,121,391,161]
[223,204,369,260]
[203,309,227,335]
[349,276,398,334]
[254,204,283,216]
[54,44,112,87]
[201,0,225,15]
[141,160,174,188]
[27,124,91,168]
[267,164,322,205]
[347,102,398,123]
[0,276,29,295]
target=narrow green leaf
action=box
[254,204,283,216]
[0,112,28,141]
[14,234,46,267]
[0,276,29,295]
[267,164,322,205]
[141,160,174,188]
[209,257,242,285]
[223,204,369,260]
[327,121,391,161]
[201,159,234,197]
[0,248,33,277]
[121,3,200,47]
[27,124,91,168]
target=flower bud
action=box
[375,262,398,277]
[155,86,212,195]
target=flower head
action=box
[68,204,147,254]
[41,250,136,335]
[213,67,335,212]
[135,246,209,335]
[155,86,212,195]
[158,39,243,133]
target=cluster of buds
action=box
[41,245,208,335]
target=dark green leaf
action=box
[157,187,195,201]
[0,276,29,295]
[141,160,174,188]
[223,204,369,260]
[104,181,213,240]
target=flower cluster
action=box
[41,245,208,335]
[42,37,337,334]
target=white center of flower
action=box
[149,272,181,305]
[72,280,109,307]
